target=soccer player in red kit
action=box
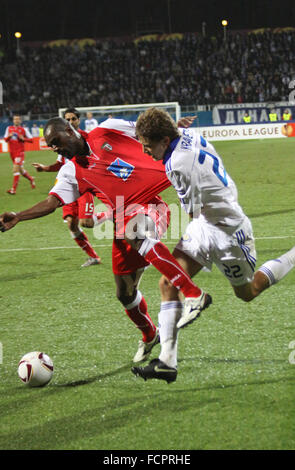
[0,117,211,363]
[4,115,35,194]
[32,108,101,267]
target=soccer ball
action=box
[17,351,54,387]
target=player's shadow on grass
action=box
[56,363,132,387]
[248,208,295,219]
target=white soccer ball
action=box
[17,351,54,387]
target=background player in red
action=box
[0,116,211,364]
[32,108,101,268]
[4,115,35,195]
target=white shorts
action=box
[175,215,256,286]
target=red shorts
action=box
[62,192,95,220]
[10,152,25,165]
[112,197,170,275]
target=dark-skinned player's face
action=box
[45,127,82,159]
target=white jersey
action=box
[84,118,98,132]
[98,118,137,139]
[57,154,69,165]
[164,128,245,229]
[31,126,40,137]
[52,161,80,204]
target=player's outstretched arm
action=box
[0,195,61,232]
[32,162,63,172]
[32,163,47,172]
[177,116,197,128]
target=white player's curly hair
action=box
[136,107,179,142]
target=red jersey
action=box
[4,125,33,157]
[50,119,171,217]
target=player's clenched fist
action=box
[0,212,19,232]
[32,163,46,172]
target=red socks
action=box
[124,292,156,343]
[74,231,99,259]
[10,171,35,193]
[22,170,34,185]
[141,240,202,298]
[12,173,20,191]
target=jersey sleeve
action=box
[4,127,10,140]
[57,154,68,164]
[49,161,80,205]
[25,128,33,139]
[167,150,201,216]
[99,118,137,139]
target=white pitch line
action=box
[0,244,112,253]
[0,235,294,253]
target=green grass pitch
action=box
[0,138,294,450]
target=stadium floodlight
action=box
[14,32,22,54]
[58,102,181,124]
[221,20,228,41]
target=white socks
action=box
[124,290,142,310]
[259,246,295,285]
[158,301,183,369]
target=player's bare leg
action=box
[114,269,159,362]
[233,245,295,301]
[65,215,100,267]
[19,164,35,189]
[80,218,94,229]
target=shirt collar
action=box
[163,136,180,165]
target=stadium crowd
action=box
[0,29,294,117]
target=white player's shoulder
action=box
[99,118,134,129]
[99,118,117,129]
[165,149,185,175]
[168,130,196,172]
[99,118,137,139]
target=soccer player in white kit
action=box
[84,112,98,132]
[132,107,295,383]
